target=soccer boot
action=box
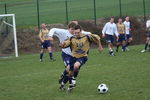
[141,49,146,53]
[67,84,75,92]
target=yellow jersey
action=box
[62,34,100,58]
[116,23,126,34]
[39,28,49,40]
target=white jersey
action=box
[146,20,150,31]
[48,28,91,55]
[123,21,130,34]
[102,22,118,36]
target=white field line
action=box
[0,64,101,80]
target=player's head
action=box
[118,18,123,23]
[125,16,130,21]
[70,20,79,25]
[110,17,114,23]
[67,22,76,34]
[41,23,46,29]
[73,25,82,38]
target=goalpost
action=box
[0,14,18,57]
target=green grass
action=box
[0,0,150,26]
[0,45,150,100]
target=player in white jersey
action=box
[48,22,91,86]
[102,17,118,56]
[123,16,133,51]
[141,16,150,52]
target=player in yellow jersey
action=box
[59,25,103,91]
[116,18,126,52]
[39,24,55,62]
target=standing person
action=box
[48,22,91,86]
[59,25,103,91]
[39,23,55,62]
[116,18,126,52]
[102,17,118,56]
[123,16,133,50]
[141,17,150,52]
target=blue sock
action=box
[49,52,53,60]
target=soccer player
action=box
[48,22,91,86]
[123,16,133,50]
[59,25,103,91]
[141,17,150,52]
[39,24,55,62]
[116,18,126,52]
[102,17,118,56]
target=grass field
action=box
[0,45,150,100]
[0,0,150,26]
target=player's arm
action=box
[48,28,66,41]
[59,39,71,48]
[88,34,103,52]
[114,24,119,39]
[102,23,107,38]
[39,30,44,43]
[146,21,150,30]
[81,30,91,35]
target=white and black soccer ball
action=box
[97,83,108,94]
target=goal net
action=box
[0,14,18,58]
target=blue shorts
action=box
[126,34,132,40]
[118,34,126,42]
[105,34,114,43]
[41,40,51,49]
[61,52,72,67]
[147,32,150,38]
[69,56,88,71]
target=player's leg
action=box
[40,42,44,62]
[122,34,126,52]
[141,38,150,52]
[125,34,132,50]
[116,35,121,52]
[105,34,115,56]
[58,52,71,84]
[47,40,55,61]
[67,57,87,91]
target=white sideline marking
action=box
[0,64,101,80]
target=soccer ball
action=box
[97,83,108,94]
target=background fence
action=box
[0,0,150,29]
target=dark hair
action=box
[74,25,82,31]
[67,22,76,29]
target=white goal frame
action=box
[0,14,18,57]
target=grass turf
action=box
[0,45,150,100]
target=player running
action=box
[48,22,91,86]
[141,17,150,52]
[102,17,118,56]
[39,24,55,62]
[59,25,103,91]
[116,18,126,52]
[123,16,133,51]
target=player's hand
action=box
[41,40,44,43]
[98,47,103,53]
[59,42,65,48]
[48,37,53,41]
[102,34,105,38]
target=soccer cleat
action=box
[59,84,66,91]
[141,49,146,53]
[67,84,75,92]
[40,59,42,62]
